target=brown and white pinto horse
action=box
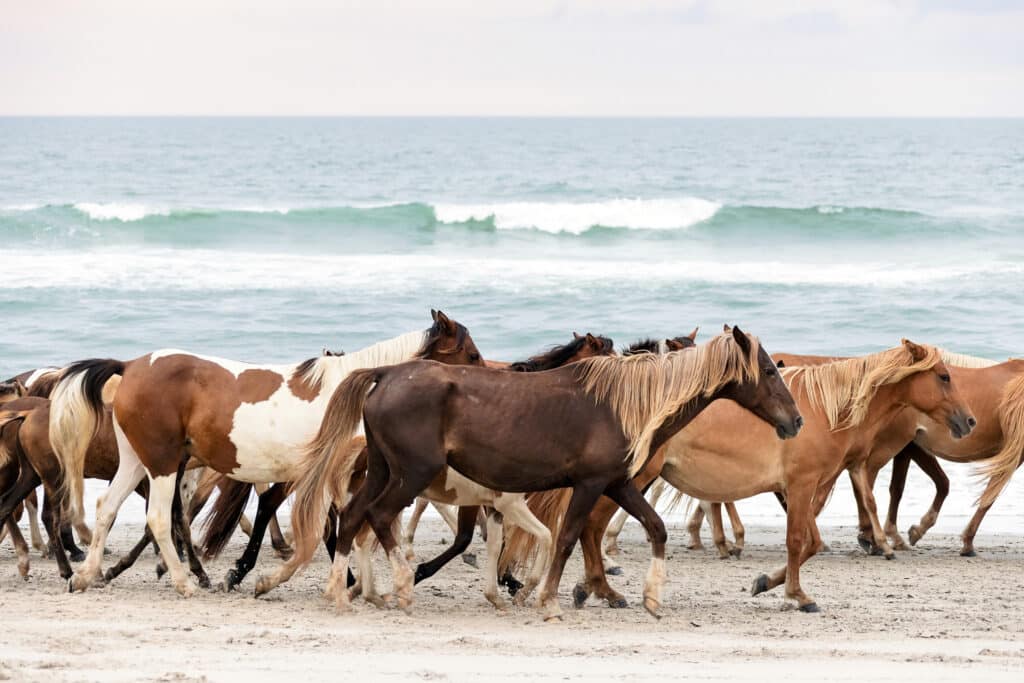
[49,310,483,596]
[262,327,801,620]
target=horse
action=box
[258,326,802,620]
[511,340,975,613]
[775,351,1024,558]
[400,332,616,563]
[0,397,208,583]
[49,310,483,596]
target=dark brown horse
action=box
[259,327,802,620]
[49,310,483,596]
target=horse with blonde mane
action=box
[774,350,1024,558]
[48,310,484,596]
[510,340,974,613]
[259,326,801,620]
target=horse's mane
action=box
[575,331,760,477]
[291,329,430,395]
[782,343,942,430]
[510,334,614,372]
[623,338,664,356]
[938,349,998,369]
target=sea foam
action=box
[433,198,722,234]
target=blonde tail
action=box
[977,374,1024,507]
[285,367,380,574]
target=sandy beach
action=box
[1,517,1022,682]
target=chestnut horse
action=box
[775,350,1024,558]
[259,326,802,620]
[511,341,975,613]
[49,310,483,596]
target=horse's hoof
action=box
[642,597,662,619]
[730,548,743,559]
[960,549,977,558]
[68,574,89,593]
[197,575,212,590]
[686,543,704,551]
[544,614,563,623]
[223,569,241,591]
[799,602,821,613]
[751,574,770,596]
[155,564,167,579]
[102,569,115,583]
[413,565,428,584]
[605,543,619,557]
[857,537,872,553]
[461,553,478,568]
[176,580,197,599]
[884,552,896,561]
[606,565,623,576]
[69,551,86,563]
[908,526,924,546]
[572,583,589,608]
[609,597,629,609]
[254,576,272,597]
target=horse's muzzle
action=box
[775,415,803,440]
[947,411,976,439]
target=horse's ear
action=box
[573,331,582,340]
[776,359,786,368]
[665,339,685,351]
[687,327,699,342]
[434,309,456,334]
[430,309,439,322]
[901,338,928,362]
[584,333,601,349]
[722,324,732,333]
[731,325,751,355]
[14,379,27,397]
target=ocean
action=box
[1,116,1022,536]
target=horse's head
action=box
[665,327,699,351]
[721,325,803,440]
[418,309,485,367]
[0,379,27,406]
[568,332,615,362]
[900,339,976,439]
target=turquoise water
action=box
[3,117,1022,534]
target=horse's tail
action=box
[0,409,31,469]
[48,358,125,525]
[498,487,572,575]
[977,373,1024,507]
[200,477,254,559]
[286,367,380,574]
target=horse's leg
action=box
[602,480,668,618]
[403,497,430,561]
[847,465,892,558]
[103,527,154,583]
[482,509,507,610]
[41,488,74,580]
[496,495,552,606]
[413,505,479,584]
[538,481,605,621]
[222,482,287,591]
[171,468,210,589]
[25,490,46,555]
[724,502,745,557]
[433,502,458,535]
[144,470,196,597]
[268,513,292,559]
[5,514,31,579]
[603,507,629,558]
[707,502,733,559]
[751,480,821,611]
[238,514,254,537]
[686,504,705,550]
[959,457,1021,556]
[883,448,912,550]
[907,449,950,547]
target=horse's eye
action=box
[939,373,950,383]
[469,352,480,362]
[765,366,777,377]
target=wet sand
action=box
[1,518,1023,682]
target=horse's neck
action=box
[648,394,718,457]
[851,382,918,449]
[314,330,425,394]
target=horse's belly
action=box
[225,398,322,483]
[661,443,783,501]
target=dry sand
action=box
[1,518,1023,682]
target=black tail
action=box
[200,478,253,559]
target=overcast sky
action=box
[2,0,1022,116]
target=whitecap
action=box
[73,202,170,222]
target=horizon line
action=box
[2,114,1024,120]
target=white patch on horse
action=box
[25,367,59,388]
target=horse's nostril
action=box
[794,416,804,429]
[967,416,977,428]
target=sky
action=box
[1,0,1022,116]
